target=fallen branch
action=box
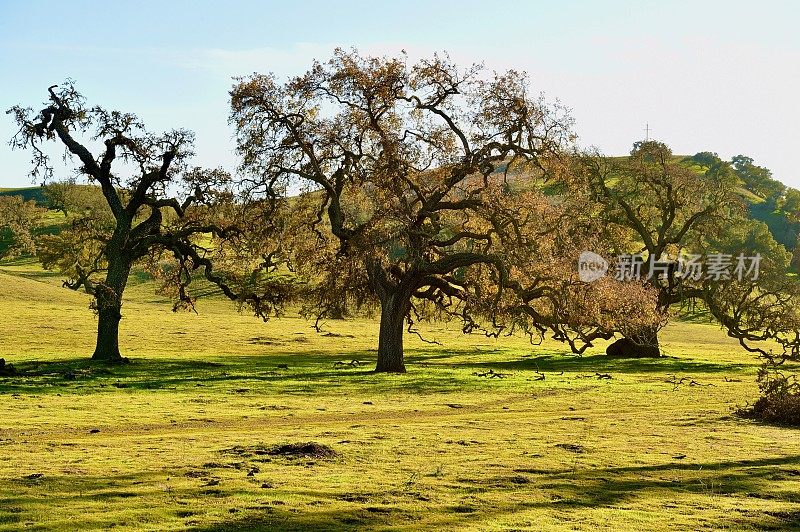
[334,360,361,368]
[666,375,714,390]
[473,369,511,379]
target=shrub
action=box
[740,365,800,426]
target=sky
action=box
[1,0,798,188]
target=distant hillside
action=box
[679,154,798,253]
[0,187,66,257]
[1,156,796,256]
[0,186,48,206]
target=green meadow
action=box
[1,258,799,531]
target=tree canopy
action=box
[230,50,587,371]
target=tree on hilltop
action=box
[0,195,45,259]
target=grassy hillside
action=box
[1,259,800,530]
[4,152,793,256]
[0,186,48,205]
[750,202,799,250]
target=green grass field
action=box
[1,258,800,531]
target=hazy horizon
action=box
[2,0,798,188]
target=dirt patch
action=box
[248,337,283,346]
[266,442,338,459]
[223,442,338,460]
[555,443,585,454]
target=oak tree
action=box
[478,182,665,354]
[581,140,743,356]
[231,50,575,372]
[583,140,800,358]
[8,83,281,362]
[702,218,800,359]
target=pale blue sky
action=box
[1,0,798,187]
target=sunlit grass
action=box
[1,259,800,530]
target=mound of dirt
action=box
[266,442,338,459]
[223,442,338,460]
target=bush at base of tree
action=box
[739,365,800,426]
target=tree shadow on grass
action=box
[0,344,760,396]
[3,448,800,530]
[0,467,399,531]
[0,350,497,395]
[191,508,391,532]
[458,353,751,375]
[0,353,371,394]
[429,454,800,530]
[0,470,388,531]
[0,256,62,280]
[175,455,800,531]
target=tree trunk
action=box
[607,328,661,358]
[610,277,664,358]
[375,292,409,373]
[91,256,131,363]
[93,304,123,362]
[628,325,661,357]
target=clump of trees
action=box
[230,49,664,372]
[5,52,800,381]
[0,195,45,258]
[42,179,107,216]
[689,151,800,256]
[731,154,785,207]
